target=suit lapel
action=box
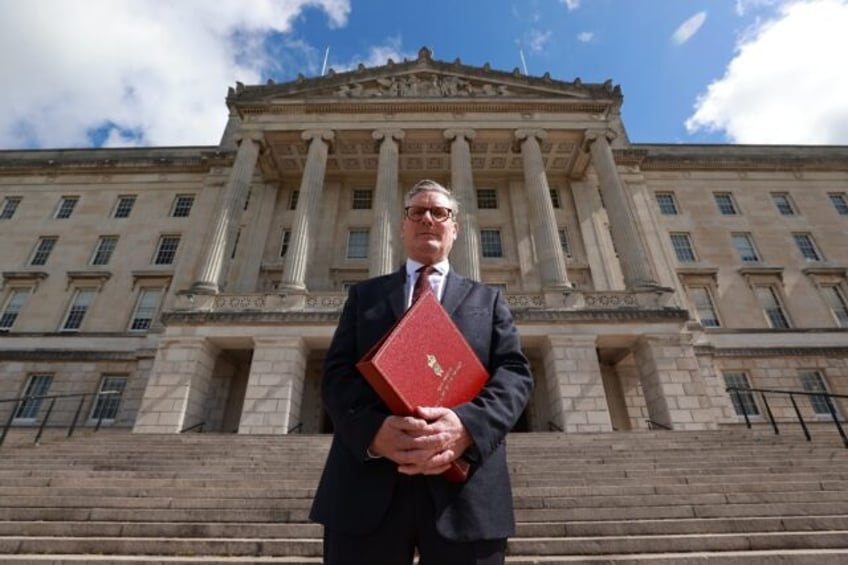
[382,269,407,321]
[441,271,472,316]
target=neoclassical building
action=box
[1,48,846,437]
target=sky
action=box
[1,0,847,150]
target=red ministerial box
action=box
[356,291,489,482]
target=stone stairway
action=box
[0,429,846,563]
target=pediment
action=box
[228,47,620,105]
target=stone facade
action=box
[1,49,846,437]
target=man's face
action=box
[401,190,459,264]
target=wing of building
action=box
[1,48,847,436]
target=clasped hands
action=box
[368,406,473,476]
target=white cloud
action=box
[527,30,553,52]
[0,0,351,149]
[331,36,416,72]
[577,31,594,43]
[672,11,707,45]
[560,0,580,11]
[686,0,848,144]
[735,0,781,16]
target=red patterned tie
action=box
[412,265,435,303]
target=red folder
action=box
[356,291,489,482]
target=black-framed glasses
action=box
[404,205,455,222]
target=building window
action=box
[724,373,759,417]
[289,190,299,210]
[346,229,369,259]
[670,233,697,263]
[30,237,58,266]
[829,192,848,215]
[91,236,118,266]
[171,195,194,217]
[754,285,791,329]
[230,228,241,259]
[559,228,571,257]
[89,376,127,422]
[352,189,373,210]
[799,371,837,417]
[55,196,79,219]
[655,192,678,215]
[15,374,53,421]
[822,285,848,328]
[549,188,561,209]
[129,288,162,331]
[714,192,738,215]
[154,236,180,265]
[688,286,720,327]
[480,229,503,258]
[0,288,30,331]
[731,233,760,263]
[1,196,21,220]
[61,289,96,332]
[792,233,822,262]
[476,189,498,209]
[280,230,291,257]
[771,193,796,216]
[113,195,136,218]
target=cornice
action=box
[0,349,151,361]
[695,345,848,357]
[238,100,610,116]
[0,148,233,175]
[631,144,848,172]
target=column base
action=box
[188,281,220,295]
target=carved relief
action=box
[337,74,511,98]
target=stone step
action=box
[1,530,847,557]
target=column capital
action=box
[582,128,617,151]
[301,129,335,143]
[514,128,548,143]
[233,132,267,153]
[372,128,405,143]
[443,128,476,142]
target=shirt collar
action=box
[405,258,450,278]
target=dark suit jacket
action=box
[309,268,533,542]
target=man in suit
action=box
[310,179,533,564]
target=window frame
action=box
[771,192,796,216]
[792,233,823,262]
[829,192,848,215]
[670,232,697,263]
[549,188,561,209]
[128,287,163,332]
[558,228,571,258]
[476,189,498,210]
[754,284,792,329]
[113,195,136,218]
[687,285,721,328]
[351,189,373,210]
[88,375,128,424]
[289,190,300,210]
[0,287,31,331]
[731,233,761,263]
[346,228,369,259]
[90,236,118,266]
[280,230,291,258]
[655,192,679,215]
[723,372,760,418]
[14,374,53,421]
[153,235,180,265]
[30,237,58,266]
[54,196,79,219]
[713,192,739,215]
[60,288,97,332]
[480,229,504,258]
[170,194,195,218]
[0,196,21,220]
[821,284,848,328]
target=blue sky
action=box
[1,0,847,149]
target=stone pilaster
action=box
[369,129,404,277]
[444,129,481,281]
[571,178,624,290]
[515,129,570,289]
[281,130,334,292]
[133,337,220,433]
[585,130,658,289]
[191,135,261,294]
[239,337,308,435]
[543,335,612,432]
[633,334,719,431]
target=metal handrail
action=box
[287,422,304,434]
[179,421,206,433]
[0,391,119,448]
[646,419,673,431]
[726,386,848,448]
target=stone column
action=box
[134,337,219,433]
[191,135,261,294]
[515,129,570,289]
[369,129,404,277]
[239,337,308,435]
[543,335,611,432]
[585,130,658,289]
[280,130,334,292]
[633,334,719,431]
[444,129,481,280]
[571,179,624,290]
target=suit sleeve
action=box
[452,288,533,463]
[320,286,391,460]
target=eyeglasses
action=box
[404,206,455,223]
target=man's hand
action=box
[367,407,474,476]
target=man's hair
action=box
[404,179,460,213]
